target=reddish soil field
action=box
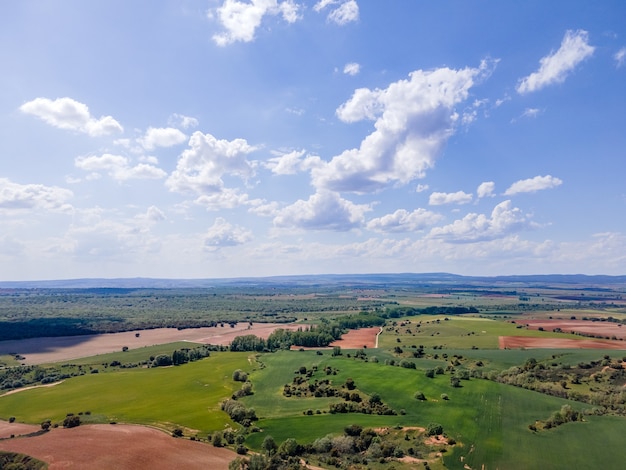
[0,423,237,469]
[0,421,40,439]
[499,336,626,350]
[330,327,381,349]
[0,323,307,365]
[519,319,626,340]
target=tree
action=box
[414,391,426,401]
[278,438,300,457]
[332,346,342,356]
[261,435,278,455]
[63,415,81,428]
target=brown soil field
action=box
[0,423,237,469]
[330,327,380,349]
[499,336,626,350]
[0,323,307,365]
[519,319,626,340]
[0,421,40,439]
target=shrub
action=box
[414,391,426,401]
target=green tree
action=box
[261,435,278,455]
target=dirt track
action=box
[0,423,237,469]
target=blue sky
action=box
[1,0,625,281]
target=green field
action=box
[0,352,250,435]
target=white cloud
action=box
[204,217,253,249]
[367,208,442,233]
[312,62,490,193]
[517,30,595,94]
[166,131,257,195]
[264,149,307,174]
[429,191,473,206]
[19,97,123,136]
[330,1,358,25]
[416,184,429,193]
[75,154,167,181]
[343,62,360,76]
[138,127,187,150]
[615,47,626,68]
[193,188,253,211]
[504,175,563,195]
[0,178,73,213]
[521,108,542,118]
[274,190,371,231]
[476,181,495,198]
[145,205,166,222]
[429,200,536,242]
[168,113,199,129]
[211,0,301,46]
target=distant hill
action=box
[1,273,625,289]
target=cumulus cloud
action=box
[315,0,359,25]
[166,131,257,195]
[19,97,123,136]
[204,217,253,249]
[193,188,254,211]
[273,190,371,231]
[615,47,626,68]
[367,208,442,233]
[312,62,491,193]
[429,200,536,243]
[429,191,473,206]
[343,62,360,75]
[0,178,73,213]
[264,149,306,174]
[504,175,563,195]
[477,181,495,198]
[517,30,595,94]
[138,127,187,150]
[211,0,301,46]
[75,154,167,181]
[168,113,199,129]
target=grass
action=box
[0,352,250,435]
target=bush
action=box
[414,391,426,401]
[62,415,81,428]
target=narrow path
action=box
[375,326,383,348]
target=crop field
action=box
[1,274,626,469]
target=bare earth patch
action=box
[0,323,307,365]
[520,319,626,340]
[330,327,380,349]
[499,336,626,350]
[0,421,41,439]
[0,424,237,469]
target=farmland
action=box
[1,273,626,469]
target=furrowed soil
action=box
[0,423,237,470]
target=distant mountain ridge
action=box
[1,273,625,289]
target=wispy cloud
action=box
[504,175,563,195]
[517,30,595,94]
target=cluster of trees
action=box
[151,346,211,367]
[230,312,387,353]
[221,399,257,427]
[230,423,450,470]
[491,356,626,414]
[529,404,583,431]
[383,305,479,318]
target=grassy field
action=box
[243,349,626,469]
[0,352,250,435]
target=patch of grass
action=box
[0,352,250,434]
